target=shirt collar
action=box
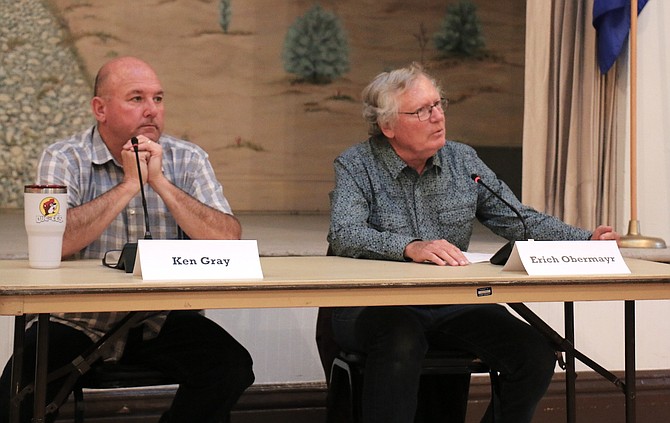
[90,126,117,166]
[372,136,443,178]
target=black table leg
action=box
[9,315,26,423]
[625,301,636,423]
[31,314,49,423]
[565,302,576,423]
[10,310,149,423]
[508,303,628,423]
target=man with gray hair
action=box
[327,62,619,423]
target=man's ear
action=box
[91,97,105,122]
[380,120,395,139]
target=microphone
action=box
[132,137,152,241]
[471,174,529,265]
[108,137,152,272]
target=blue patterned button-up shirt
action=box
[328,137,592,260]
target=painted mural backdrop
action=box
[0,0,525,211]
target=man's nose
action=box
[430,106,445,122]
[144,101,159,117]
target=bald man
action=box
[1,57,254,423]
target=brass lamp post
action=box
[619,0,666,249]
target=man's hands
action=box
[403,239,470,266]
[119,135,241,240]
[591,225,621,244]
[120,134,164,189]
[401,226,620,268]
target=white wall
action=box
[208,308,325,383]
[617,0,670,370]
[0,309,326,384]
[0,311,326,385]
[627,0,670,243]
[0,317,12,373]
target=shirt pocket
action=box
[368,209,413,235]
[437,205,476,246]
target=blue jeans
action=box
[332,304,556,423]
[0,310,254,423]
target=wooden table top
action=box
[1,257,669,315]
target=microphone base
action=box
[490,241,514,266]
[117,242,138,273]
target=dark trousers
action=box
[0,311,254,423]
[332,304,556,423]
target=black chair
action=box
[317,307,500,423]
[71,362,177,423]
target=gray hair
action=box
[361,63,443,137]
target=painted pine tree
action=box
[282,5,350,84]
[434,0,485,57]
[219,0,231,34]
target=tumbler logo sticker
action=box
[36,197,64,223]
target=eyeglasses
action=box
[399,98,448,122]
[102,249,124,269]
[102,243,138,272]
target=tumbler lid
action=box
[24,185,67,194]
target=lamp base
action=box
[619,220,667,249]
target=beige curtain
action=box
[523,0,618,229]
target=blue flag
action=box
[593,0,649,73]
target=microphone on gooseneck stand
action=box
[131,137,152,241]
[471,174,529,265]
[113,137,152,272]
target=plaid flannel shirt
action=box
[31,126,233,360]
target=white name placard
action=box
[133,239,263,281]
[503,240,630,276]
